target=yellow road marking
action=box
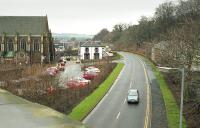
[136,57,152,128]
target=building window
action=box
[95,47,98,53]
[85,47,89,53]
[7,39,14,51]
[33,39,40,52]
[19,39,26,51]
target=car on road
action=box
[127,89,139,104]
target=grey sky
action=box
[0,0,173,34]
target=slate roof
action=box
[0,16,49,35]
[81,41,105,47]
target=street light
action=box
[157,66,185,128]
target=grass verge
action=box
[68,63,124,121]
[150,62,187,128]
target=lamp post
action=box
[157,66,184,128]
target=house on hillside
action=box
[0,16,55,64]
[79,41,106,60]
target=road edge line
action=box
[136,56,152,128]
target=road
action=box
[83,52,151,128]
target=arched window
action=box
[33,39,40,51]
[7,39,14,51]
[19,39,26,51]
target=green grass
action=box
[150,63,187,128]
[68,63,124,121]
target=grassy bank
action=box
[150,63,187,128]
[68,63,124,121]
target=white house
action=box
[79,42,105,60]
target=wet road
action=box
[83,52,151,128]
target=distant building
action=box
[79,41,105,60]
[0,16,55,64]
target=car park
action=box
[127,89,139,104]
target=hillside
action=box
[53,33,93,41]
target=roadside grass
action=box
[149,61,187,128]
[68,63,124,121]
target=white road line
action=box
[116,112,120,120]
[83,64,125,123]
[129,81,132,88]
[124,98,126,104]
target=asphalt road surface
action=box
[83,52,150,128]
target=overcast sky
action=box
[0,0,174,35]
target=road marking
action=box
[83,64,125,123]
[129,81,132,88]
[124,98,126,104]
[116,112,120,120]
[136,56,152,128]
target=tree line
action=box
[94,0,200,70]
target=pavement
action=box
[142,57,168,128]
[0,89,86,128]
[83,52,150,128]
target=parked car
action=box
[58,62,65,71]
[59,57,67,64]
[83,71,98,80]
[85,66,100,73]
[67,79,79,88]
[47,67,59,76]
[76,77,91,85]
[127,89,139,104]
[66,77,90,88]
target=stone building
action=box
[0,16,55,64]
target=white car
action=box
[127,89,139,104]
[85,66,100,73]
[76,77,91,84]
